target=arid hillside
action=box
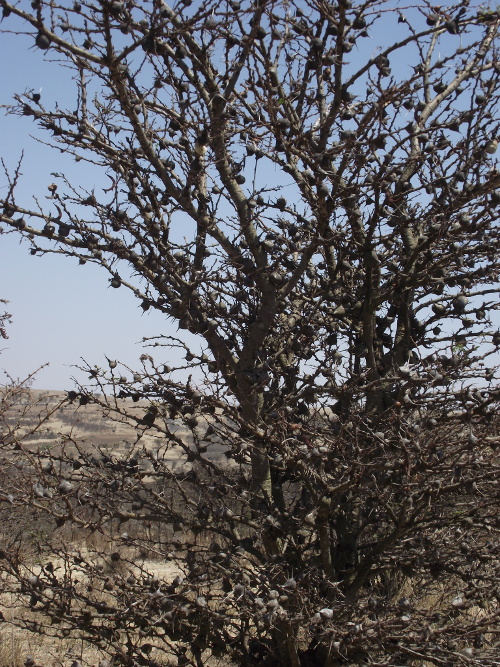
[3,388,227,468]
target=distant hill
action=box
[3,388,227,466]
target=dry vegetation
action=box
[1,387,499,667]
[0,387,243,667]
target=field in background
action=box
[0,389,232,667]
[5,388,228,464]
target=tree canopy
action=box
[1,1,499,665]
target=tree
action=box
[1,0,500,665]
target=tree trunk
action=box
[272,619,301,667]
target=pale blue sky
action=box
[1,3,495,389]
[0,26,182,389]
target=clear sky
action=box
[0,4,398,390]
[1,3,494,390]
[0,25,184,389]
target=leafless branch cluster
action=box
[0,299,12,341]
[0,0,499,665]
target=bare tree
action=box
[1,1,500,665]
[0,299,12,343]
